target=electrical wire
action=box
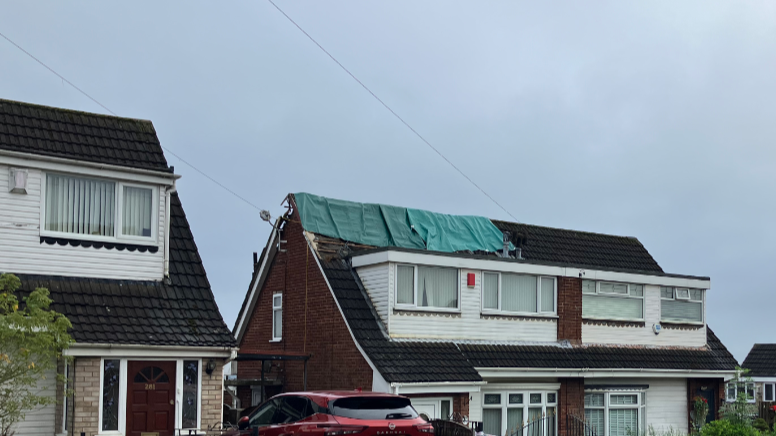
[265,0,519,222]
[0,30,263,213]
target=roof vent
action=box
[500,231,511,258]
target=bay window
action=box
[582,281,644,321]
[660,287,704,323]
[43,172,157,242]
[482,272,556,315]
[395,264,459,310]
[482,391,556,436]
[584,392,645,436]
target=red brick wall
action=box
[237,213,373,398]
[557,277,582,343]
[559,378,585,436]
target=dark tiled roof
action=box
[14,193,235,348]
[0,99,170,172]
[459,328,737,371]
[318,259,736,382]
[493,220,664,273]
[742,344,776,376]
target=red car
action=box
[234,391,434,436]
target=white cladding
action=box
[11,368,57,436]
[0,165,166,281]
[361,263,557,342]
[582,285,707,347]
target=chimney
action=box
[501,231,511,258]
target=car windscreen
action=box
[330,397,419,420]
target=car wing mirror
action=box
[238,416,250,430]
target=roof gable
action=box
[0,99,170,172]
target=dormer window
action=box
[482,272,556,315]
[43,173,157,242]
[582,281,644,321]
[660,287,704,324]
[395,264,459,311]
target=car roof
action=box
[278,391,408,403]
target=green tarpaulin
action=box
[294,192,506,253]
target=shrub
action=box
[753,419,769,432]
[699,420,759,436]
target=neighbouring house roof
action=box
[0,98,170,172]
[742,344,776,377]
[15,193,236,348]
[319,258,737,383]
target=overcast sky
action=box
[2,1,774,362]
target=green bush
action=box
[699,420,760,436]
[753,419,769,432]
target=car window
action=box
[249,399,279,427]
[330,397,419,420]
[275,396,312,424]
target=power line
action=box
[266,0,519,222]
[0,30,262,212]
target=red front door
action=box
[127,361,176,436]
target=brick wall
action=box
[201,360,225,428]
[558,378,585,436]
[238,213,373,396]
[557,277,582,343]
[73,357,100,436]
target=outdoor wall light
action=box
[205,359,216,377]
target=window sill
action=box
[269,338,282,343]
[40,236,159,253]
[393,306,461,315]
[583,319,646,328]
[660,321,705,330]
[393,308,461,317]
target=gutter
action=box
[64,343,238,358]
[390,381,488,395]
[476,367,737,380]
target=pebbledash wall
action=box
[0,164,167,281]
[64,358,224,436]
[237,218,373,407]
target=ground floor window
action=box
[482,391,557,436]
[102,359,121,431]
[411,397,453,420]
[726,382,755,403]
[764,383,775,402]
[584,392,645,436]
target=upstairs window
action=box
[660,287,704,323]
[582,281,644,321]
[43,173,156,241]
[272,294,282,341]
[396,265,459,310]
[482,272,555,315]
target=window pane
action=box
[507,408,524,434]
[102,360,120,431]
[484,394,502,405]
[582,280,596,294]
[122,186,153,237]
[330,397,418,420]
[661,300,702,322]
[609,409,638,436]
[746,383,755,401]
[600,283,628,294]
[483,273,499,310]
[250,399,279,427]
[530,393,542,404]
[46,174,115,236]
[630,285,643,297]
[585,393,604,407]
[482,409,502,436]
[509,394,523,404]
[397,265,414,305]
[585,410,604,434]
[273,308,282,338]
[676,288,690,299]
[766,384,775,402]
[547,407,556,436]
[690,289,703,301]
[528,408,543,436]
[540,277,554,312]
[660,287,674,299]
[502,274,537,313]
[727,384,736,402]
[182,360,199,428]
[418,266,458,308]
[547,393,556,404]
[440,400,451,420]
[610,395,638,405]
[583,295,643,320]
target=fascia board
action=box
[65,344,236,358]
[392,383,486,395]
[476,367,736,380]
[352,251,711,289]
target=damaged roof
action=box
[742,344,776,377]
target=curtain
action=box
[123,186,153,237]
[546,407,556,436]
[528,408,543,436]
[483,273,499,309]
[582,295,643,319]
[502,274,536,313]
[661,300,702,322]
[46,174,115,236]
[418,266,458,308]
[483,409,502,436]
[584,410,604,435]
[396,265,415,304]
[507,408,524,434]
[609,409,638,436]
[540,277,554,312]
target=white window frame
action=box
[481,272,557,316]
[582,281,645,321]
[726,381,756,403]
[96,357,203,436]
[584,391,646,436]
[764,383,775,402]
[40,172,159,244]
[660,287,705,325]
[271,294,283,342]
[481,390,558,436]
[394,264,461,313]
[410,397,454,420]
